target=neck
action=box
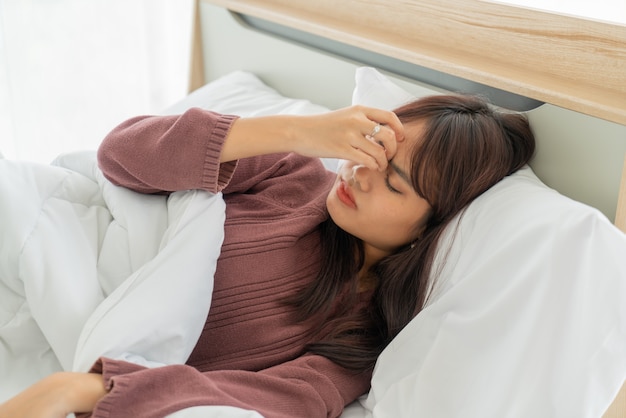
[357,244,390,291]
[363,243,390,270]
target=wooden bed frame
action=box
[190,1,626,415]
[194,0,626,125]
[613,156,626,417]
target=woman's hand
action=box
[0,372,106,418]
[288,105,405,171]
[222,105,404,171]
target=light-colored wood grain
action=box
[189,0,206,92]
[603,380,626,418]
[603,157,626,418]
[201,0,626,125]
[615,154,626,233]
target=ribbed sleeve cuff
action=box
[85,357,146,418]
[202,113,239,193]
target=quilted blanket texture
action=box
[0,151,225,401]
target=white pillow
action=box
[352,67,626,418]
[351,67,419,110]
[163,71,342,172]
[163,71,329,117]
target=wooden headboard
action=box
[194,0,626,125]
[192,0,626,226]
[190,3,626,413]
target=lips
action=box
[337,179,356,208]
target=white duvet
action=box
[0,151,268,417]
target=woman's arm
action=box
[0,354,368,418]
[0,372,106,418]
[95,355,368,418]
[97,109,239,194]
[222,105,404,169]
[97,106,403,194]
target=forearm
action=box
[220,115,301,162]
[221,105,405,171]
[85,356,369,418]
[0,372,106,418]
[62,373,106,416]
[97,104,404,194]
[97,108,238,193]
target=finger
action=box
[363,108,405,142]
[353,135,388,170]
[367,123,382,139]
[342,137,387,170]
[369,125,398,161]
[345,145,382,171]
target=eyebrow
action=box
[389,159,411,185]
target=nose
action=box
[351,164,373,192]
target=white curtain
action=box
[0,0,194,163]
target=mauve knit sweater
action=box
[88,108,371,418]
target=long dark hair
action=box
[290,94,536,372]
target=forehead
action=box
[394,121,426,168]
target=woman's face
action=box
[326,122,432,263]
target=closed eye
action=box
[385,175,401,194]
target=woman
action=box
[0,94,535,418]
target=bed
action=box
[1,0,625,416]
